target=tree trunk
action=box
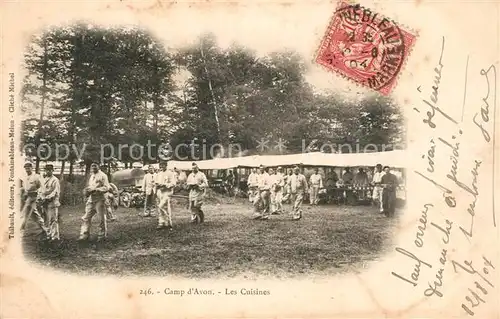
[35,35,49,173]
[199,40,221,143]
[68,29,84,182]
[69,160,74,180]
[59,160,66,180]
[35,157,41,174]
[84,161,91,177]
[153,98,158,136]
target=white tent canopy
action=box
[166,150,407,171]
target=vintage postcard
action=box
[1,0,499,317]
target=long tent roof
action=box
[166,150,407,170]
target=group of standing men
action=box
[330,164,399,216]
[21,161,121,243]
[20,162,61,243]
[246,164,399,220]
[247,165,314,221]
[20,161,400,242]
[141,162,208,228]
[21,161,209,242]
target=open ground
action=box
[22,198,399,279]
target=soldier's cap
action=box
[24,162,33,168]
[277,166,283,170]
[293,165,299,169]
[192,162,198,167]
[383,166,390,170]
[159,162,167,166]
[45,164,54,170]
[376,163,382,168]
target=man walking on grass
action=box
[281,169,294,204]
[309,168,323,206]
[271,167,285,215]
[79,162,111,241]
[287,165,308,221]
[142,165,156,217]
[99,164,117,222]
[156,162,177,230]
[20,162,49,239]
[381,166,399,218]
[247,167,259,204]
[38,164,61,241]
[371,164,385,213]
[186,163,208,223]
[253,165,271,220]
[105,182,119,222]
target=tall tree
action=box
[21,24,177,174]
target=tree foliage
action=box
[21,28,405,177]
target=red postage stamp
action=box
[316,1,417,95]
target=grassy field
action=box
[22,197,399,279]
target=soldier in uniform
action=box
[287,166,308,221]
[281,169,294,204]
[105,182,119,222]
[253,165,271,220]
[20,162,49,239]
[155,162,177,230]
[79,162,111,241]
[309,168,323,206]
[381,166,399,218]
[186,163,208,223]
[371,164,385,213]
[142,165,156,217]
[247,167,259,203]
[270,167,285,214]
[38,164,61,241]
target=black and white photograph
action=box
[2,1,498,318]
[19,22,407,278]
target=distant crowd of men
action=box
[247,165,306,220]
[20,160,399,243]
[246,164,399,220]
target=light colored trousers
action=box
[80,199,107,240]
[105,194,117,220]
[282,187,291,203]
[248,186,258,203]
[309,185,320,205]
[372,186,384,211]
[20,195,48,235]
[40,203,60,240]
[271,189,283,213]
[144,192,156,216]
[254,190,270,216]
[157,190,173,227]
[290,192,304,218]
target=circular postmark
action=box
[320,3,409,93]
